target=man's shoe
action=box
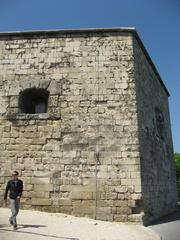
[9,219,13,225]
[13,225,17,230]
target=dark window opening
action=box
[155,107,165,140]
[19,88,49,114]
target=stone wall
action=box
[133,37,178,224]
[0,31,143,222]
[0,29,177,224]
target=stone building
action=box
[0,28,177,225]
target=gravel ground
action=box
[0,208,160,240]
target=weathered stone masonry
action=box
[0,28,177,225]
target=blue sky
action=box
[0,0,180,152]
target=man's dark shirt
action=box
[4,179,23,200]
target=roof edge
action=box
[0,27,136,36]
[0,27,170,96]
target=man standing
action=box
[4,171,23,230]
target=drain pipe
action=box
[94,38,100,220]
[95,147,100,220]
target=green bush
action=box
[174,153,180,200]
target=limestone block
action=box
[0,170,12,177]
[73,206,94,215]
[31,177,50,185]
[106,193,117,200]
[42,140,60,151]
[116,207,132,214]
[128,200,136,207]
[60,185,73,192]
[33,171,52,177]
[52,129,61,139]
[131,193,142,200]
[32,191,50,198]
[48,95,59,107]
[127,214,144,222]
[9,96,19,107]
[121,179,132,186]
[38,80,51,89]
[113,200,128,207]
[58,199,72,206]
[31,198,52,206]
[23,177,32,184]
[60,206,73,214]
[114,186,128,193]
[20,197,32,204]
[23,184,33,191]
[97,200,114,207]
[47,80,62,95]
[0,177,4,183]
[113,214,128,222]
[96,207,112,220]
[63,151,77,158]
[134,185,142,193]
[24,125,37,132]
[70,191,93,200]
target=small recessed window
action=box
[19,88,49,114]
[155,107,165,139]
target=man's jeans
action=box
[9,198,20,226]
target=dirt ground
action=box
[0,208,160,240]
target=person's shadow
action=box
[0,224,79,240]
[17,224,47,229]
[0,223,46,229]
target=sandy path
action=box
[0,208,160,240]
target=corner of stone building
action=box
[1,29,177,225]
[132,33,178,225]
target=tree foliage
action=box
[174,152,180,200]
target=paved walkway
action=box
[148,209,180,240]
[0,208,159,240]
